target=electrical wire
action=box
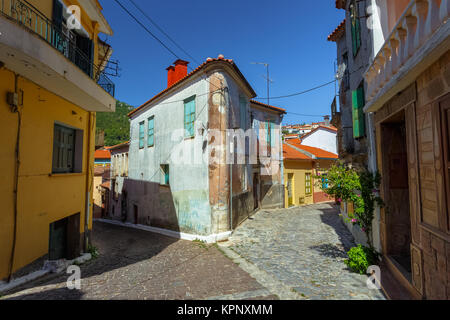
[127,0,201,65]
[113,0,367,120]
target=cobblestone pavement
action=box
[219,203,386,300]
[2,222,276,300]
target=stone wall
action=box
[374,50,450,299]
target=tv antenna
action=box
[252,62,271,105]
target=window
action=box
[352,82,366,138]
[305,173,312,195]
[350,0,361,57]
[52,124,81,173]
[148,116,154,147]
[240,96,247,129]
[161,164,170,185]
[242,166,248,192]
[139,121,145,149]
[321,173,329,189]
[184,96,196,138]
[342,53,350,91]
[266,120,275,157]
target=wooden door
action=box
[287,174,294,207]
[134,205,138,225]
[253,174,259,210]
[49,218,67,260]
[439,94,450,231]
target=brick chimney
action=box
[166,59,189,88]
[166,66,175,88]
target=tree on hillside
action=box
[96,100,133,146]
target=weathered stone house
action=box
[122,56,285,242]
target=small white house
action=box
[299,126,338,155]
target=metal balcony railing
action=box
[0,0,115,97]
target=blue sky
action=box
[100,0,345,125]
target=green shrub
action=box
[87,244,99,259]
[344,245,379,275]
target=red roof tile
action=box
[328,19,346,42]
[94,166,106,176]
[107,141,130,151]
[293,144,338,159]
[128,57,257,118]
[336,0,346,9]
[94,149,111,160]
[296,125,338,142]
[283,143,313,161]
[100,181,111,190]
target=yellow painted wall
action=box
[0,67,95,280]
[283,160,314,207]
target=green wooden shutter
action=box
[270,122,275,147]
[352,86,365,138]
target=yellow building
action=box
[283,143,338,208]
[0,0,115,280]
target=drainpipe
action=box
[229,161,233,231]
[8,73,22,282]
[84,112,94,252]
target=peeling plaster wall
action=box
[128,75,212,235]
[250,105,284,210]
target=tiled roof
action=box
[100,181,111,190]
[328,19,346,42]
[285,139,338,159]
[250,100,287,114]
[297,125,338,141]
[128,56,257,118]
[94,149,111,160]
[336,0,346,9]
[107,141,130,151]
[283,143,313,160]
[94,166,106,176]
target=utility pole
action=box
[252,62,271,105]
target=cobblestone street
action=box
[2,204,386,300]
[220,203,386,300]
[2,222,276,300]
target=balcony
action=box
[364,0,450,112]
[0,0,116,112]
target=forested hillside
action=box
[96,101,133,146]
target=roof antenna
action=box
[251,62,271,106]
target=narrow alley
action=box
[2,204,384,300]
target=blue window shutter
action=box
[270,122,275,147]
[165,166,170,185]
[184,97,196,137]
[148,117,154,147]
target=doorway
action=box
[287,173,294,207]
[380,110,412,280]
[253,173,260,210]
[134,204,138,224]
[49,213,80,261]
